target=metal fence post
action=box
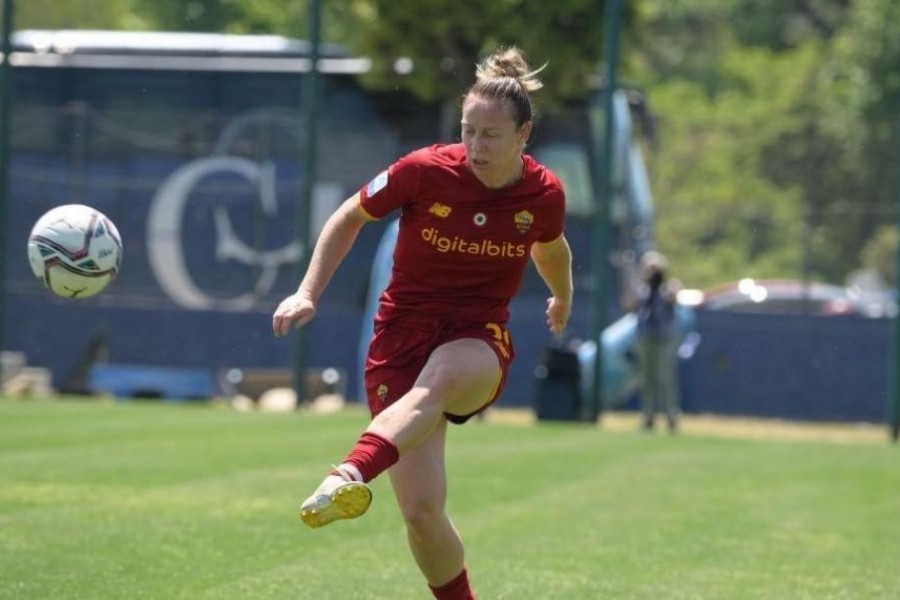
[292,0,323,406]
[589,0,623,422]
[0,0,15,359]
[890,123,900,443]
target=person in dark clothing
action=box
[633,251,681,433]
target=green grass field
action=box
[1,398,898,600]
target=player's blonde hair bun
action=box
[475,46,545,93]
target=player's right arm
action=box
[531,233,573,338]
[272,193,374,336]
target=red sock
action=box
[340,432,399,483]
[429,568,475,600]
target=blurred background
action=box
[1,0,898,432]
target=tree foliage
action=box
[14,0,137,30]
[629,0,897,288]
[343,0,619,107]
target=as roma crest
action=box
[514,210,534,234]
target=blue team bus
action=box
[3,30,649,406]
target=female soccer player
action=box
[272,46,573,600]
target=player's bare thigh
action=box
[415,337,501,419]
[365,337,501,451]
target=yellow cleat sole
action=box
[300,482,373,529]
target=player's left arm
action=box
[531,234,573,338]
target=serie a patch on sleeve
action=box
[366,170,389,196]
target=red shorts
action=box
[363,314,515,424]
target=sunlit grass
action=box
[1,398,898,599]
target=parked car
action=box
[685,278,871,316]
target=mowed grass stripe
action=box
[0,401,418,598]
[449,425,900,599]
[1,399,899,600]
[445,422,900,599]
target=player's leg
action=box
[368,338,501,451]
[300,338,500,528]
[388,419,475,598]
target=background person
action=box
[632,251,681,433]
[272,46,573,600]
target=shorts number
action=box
[485,322,511,359]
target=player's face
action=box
[461,96,532,189]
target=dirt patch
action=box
[484,408,891,445]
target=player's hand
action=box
[272,290,316,337]
[546,296,571,339]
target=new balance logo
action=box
[428,203,452,218]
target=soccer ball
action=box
[27,204,123,299]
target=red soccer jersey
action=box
[360,143,566,324]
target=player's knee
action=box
[399,497,445,534]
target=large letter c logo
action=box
[147,156,301,310]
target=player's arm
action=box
[272,193,374,336]
[530,234,573,337]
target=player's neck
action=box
[474,156,525,190]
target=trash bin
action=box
[534,344,582,421]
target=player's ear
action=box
[518,121,533,147]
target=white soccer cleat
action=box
[300,472,372,529]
